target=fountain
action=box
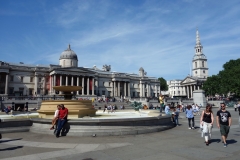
[30,86,174,137]
[37,86,97,119]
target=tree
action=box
[202,58,240,97]
[158,77,168,91]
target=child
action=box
[50,105,61,130]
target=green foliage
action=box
[203,58,240,96]
[158,77,168,91]
[130,101,142,111]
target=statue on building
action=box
[102,65,111,71]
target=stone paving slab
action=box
[0,108,240,160]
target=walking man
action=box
[216,103,231,147]
[56,104,68,138]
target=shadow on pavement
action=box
[227,139,237,144]
[209,139,221,143]
[0,146,23,151]
[0,138,22,143]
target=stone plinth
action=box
[193,89,207,107]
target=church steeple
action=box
[194,28,203,55]
[192,29,208,79]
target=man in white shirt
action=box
[50,105,61,130]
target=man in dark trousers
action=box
[216,103,232,147]
[56,104,68,138]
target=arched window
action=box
[71,61,73,66]
[63,60,65,66]
[202,61,204,67]
[195,62,197,68]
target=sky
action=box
[0,0,240,80]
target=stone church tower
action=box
[192,29,208,79]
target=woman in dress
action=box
[200,105,214,146]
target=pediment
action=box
[181,77,197,84]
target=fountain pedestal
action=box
[37,86,97,119]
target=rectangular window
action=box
[10,75,14,81]
[30,77,33,82]
[202,61,204,67]
[39,78,41,82]
[21,76,24,82]
[102,91,105,95]
[9,87,14,95]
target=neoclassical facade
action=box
[168,29,208,98]
[0,45,160,98]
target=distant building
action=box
[168,29,208,98]
[0,45,160,98]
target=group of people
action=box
[184,103,231,147]
[103,104,119,113]
[234,102,240,115]
[50,104,68,138]
[164,101,232,147]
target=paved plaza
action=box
[0,108,240,160]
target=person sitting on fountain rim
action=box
[50,105,61,130]
[56,104,68,138]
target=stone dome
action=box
[59,44,78,60]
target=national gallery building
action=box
[0,45,160,98]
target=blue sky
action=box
[0,0,240,80]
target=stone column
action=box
[118,81,120,97]
[113,81,116,97]
[142,83,145,97]
[156,84,158,97]
[82,77,85,95]
[60,75,62,86]
[128,82,130,97]
[49,75,52,95]
[53,75,56,94]
[87,77,89,95]
[139,81,142,97]
[146,84,149,97]
[190,85,193,98]
[71,76,73,86]
[92,78,95,95]
[66,76,68,86]
[111,81,114,97]
[35,75,38,95]
[77,76,79,95]
[5,74,9,94]
[198,86,200,90]
[43,76,46,95]
[186,85,189,98]
[124,82,126,97]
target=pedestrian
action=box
[234,103,237,112]
[175,105,180,126]
[238,102,240,116]
[56,104,68,138]
[216,103,232,147]
[164,104,171,115]
[185,105,195,129]
[50,105,61,130]
[159,94,165,113]
[200,105,214,146]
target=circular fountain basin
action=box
[30,110,174,137]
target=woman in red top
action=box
[56,104,68,138]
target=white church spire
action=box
[196,28,201,46]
